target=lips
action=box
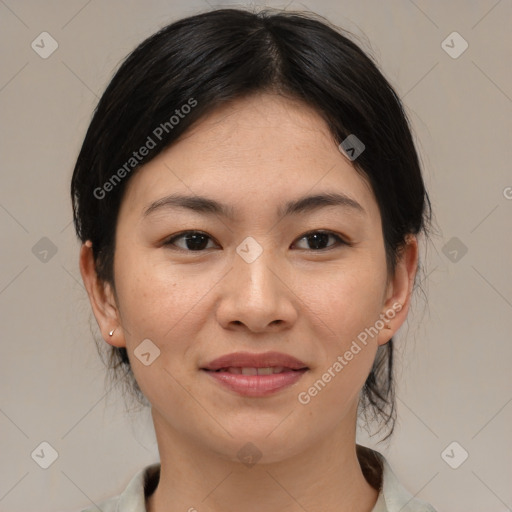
[201,351,309,397]
[201,351,309,372]
[214,366,291,375]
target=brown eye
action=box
[293,230,348,250]
[164,231,218,251]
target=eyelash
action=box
[163,230,351,252]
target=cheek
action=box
[113,258,204,409]
[114,243,198,331]
[298,258,387,397]
[305,261,387,340]
[113,248,224,379]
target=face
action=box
[82,92,416,463]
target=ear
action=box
[377,234,418,346]
[79,240,126,348]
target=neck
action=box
[146,409,380,512]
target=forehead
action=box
[120,93,378,221]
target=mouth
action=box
[205,366,306,375]
[201,350,309,372]
[200,352,309,397]
[201,368,308,397]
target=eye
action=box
[164,230,218,251]
[163,229,349,252]
[293,230,349,251]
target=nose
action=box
[215,246,298,333]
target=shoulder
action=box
[80,462,160,512]
[357,444,438,512]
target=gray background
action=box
[1,1,511,511]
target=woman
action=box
[72,7,436,512]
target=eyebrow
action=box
[143,192,366,219]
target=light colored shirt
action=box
[81,445,437,512]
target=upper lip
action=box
[201,351,308,371]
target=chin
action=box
[208,422,310,466]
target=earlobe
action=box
[377,234,419,346]
[79,241,126,348]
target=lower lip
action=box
[202,369,308,397]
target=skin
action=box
[80,92,418,512]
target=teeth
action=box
[257,367,273,375]
[224,366,286,375]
